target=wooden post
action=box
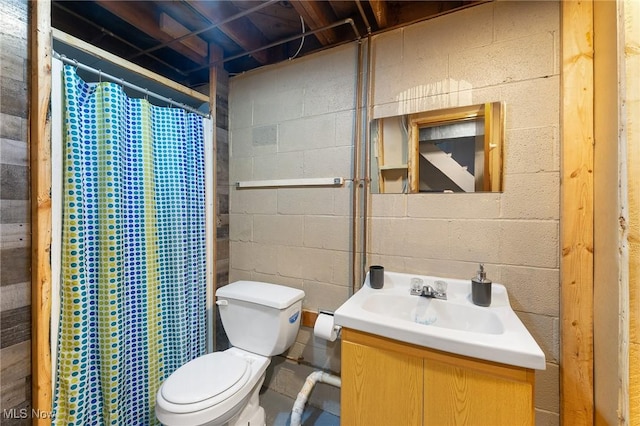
[561,1,595,424]
[30,0,53,423]
[407,122,419,193]
[208,44,221,350]
[624,0,640,422]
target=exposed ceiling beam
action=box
[53,0,487,76]
[52,2,198,80]
[369,0,388,29]
[159,13,208,58]
[95,0,207,65]
[387,1,486,28]
[290,0,340,45]
[187,0,272,66]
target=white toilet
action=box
[155,280,305,426]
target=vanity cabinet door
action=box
[341,328,536,426]
[423,356,535,426]
[341,340,423,426]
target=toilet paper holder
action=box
[314,310,342,341]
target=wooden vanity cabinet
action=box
[341,328,535,426]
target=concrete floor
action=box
[261,388,340,426]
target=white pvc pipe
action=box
[290,371,341,426]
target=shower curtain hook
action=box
[98,69,102,84]
[72,58,79,73]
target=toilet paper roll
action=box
[314,313,340,342]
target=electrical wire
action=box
[289,16,305,60]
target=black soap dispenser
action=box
[471,264,492,307]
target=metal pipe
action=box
[355,0,372,34]
[190,18,361,73]
[361,33,373,292]
[217,17,361,65]
[54,53,210,118]
[127,0,280,60]
[351,40,364,296]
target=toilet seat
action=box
[159,352,251,413]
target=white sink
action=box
[361,294,505,335]
[334,271,546,370]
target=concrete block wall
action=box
[215,70,231,289]
[228,45,358,414]
[228,1,560,422]
[369,1,560,424]
[0,0,32,424]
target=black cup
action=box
[369,265,384,289]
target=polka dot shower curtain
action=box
[53,65,207,425]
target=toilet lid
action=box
[161,352,249,405]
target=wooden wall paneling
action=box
[30,0,53,422]
[561,1,595,424]
[2,0,34,418]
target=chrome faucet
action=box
[410,279,447,300]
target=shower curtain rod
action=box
[54,52,210,119]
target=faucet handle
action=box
[434,280,448,295]
[410,278,424,293]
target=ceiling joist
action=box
[187,0,273,65]
[368,0,389,29]
[291,0,340,45]
[159,13,208,58]
[95,0,207,65]
[53,1,487,77]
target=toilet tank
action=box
[216,281,305,357]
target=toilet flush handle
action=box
[216,299,228,306]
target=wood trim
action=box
[341,328,533,384]
[407,122,419,193]
[52,29,209,104]
[30,1,53,423]
[490,102,505,192]
[301,309,319,329]
[409,103,484,127]
[561,1,595,424]
[483,102,493,191]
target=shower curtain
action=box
[53,65,207,425]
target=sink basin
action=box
[361,294,505,334]
[334,271,546,370]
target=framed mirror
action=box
[371,102,504,194]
